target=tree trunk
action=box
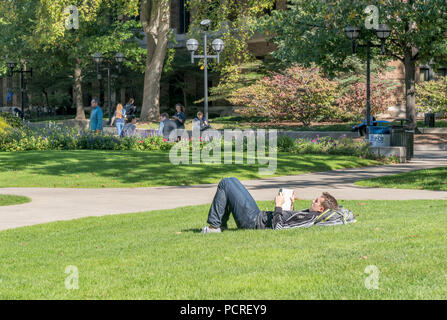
[139,0,170,122]
[74,57,85,120]
[403,47,417,129]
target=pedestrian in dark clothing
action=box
[173,103,186,129]
[124,98,137,118]
[194,111,211,131]
[158,113,178,141]
[121,116,137,137]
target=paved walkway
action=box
[0,150,446,231]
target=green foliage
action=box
[0,0,146,109]
[0,113,24,129]
[416,77,447,114]
[260,0,447,75]
[0,118,10,135]
[0,125,174,152]
[187,0,276,103]
[278,134,387,161]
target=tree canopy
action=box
[261,0,447,127]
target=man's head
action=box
[160,113,169,121]
[91,99,99,107]
[197,111,203,120]
[310,192,338,213]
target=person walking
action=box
[111,103,126,136]
[124,98,137,119]
[89,99,103,133]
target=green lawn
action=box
[0,150,378,188]
[0,194,31,206]
[418,119,447,128]
[355,167,447,191]
[0,199,446,299]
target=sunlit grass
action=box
[0,200,446,299]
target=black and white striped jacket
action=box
[272,206,356,230]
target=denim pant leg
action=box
[116,120,124,136]
[207,177,260,229]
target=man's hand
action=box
[275,194,285,207]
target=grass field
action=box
[0,195,31,206]
[0,199,446,299]
[355,167,447,191]
[0,151,378,188]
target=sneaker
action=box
[201,226,222,234]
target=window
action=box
[435,68,447,78]
[419,67,429,81]
[179,0,190,34]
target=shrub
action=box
[229,65,337,126]
[416,77,447,115]
[0,113,24,129]
[286,134,375,159]
[277,135,295,152]
[0,118,11,134]
[0,123,176,152]
[335,79,395,121]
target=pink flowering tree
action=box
[336,79,395,121]
[229,65,337,127]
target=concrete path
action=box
[0,150,446,231]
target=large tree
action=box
[139,0,170,121]
[262,0,447,128]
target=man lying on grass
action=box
[202,177,355,233]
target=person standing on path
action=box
[89,99,103,133]
[111,103,126,136]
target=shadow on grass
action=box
[0,151,376,187]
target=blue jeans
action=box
[116,119,125,136]
[207,177,261,229]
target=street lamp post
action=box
[345,24,391,133]
[93,52,125,125]
[7,61,33,118]
[186,19,224,120]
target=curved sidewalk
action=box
[0,150,446,231]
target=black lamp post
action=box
[92,52,125,124]
[186,19,225,120]
[345,24,391,133]
[7,61,33,118]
